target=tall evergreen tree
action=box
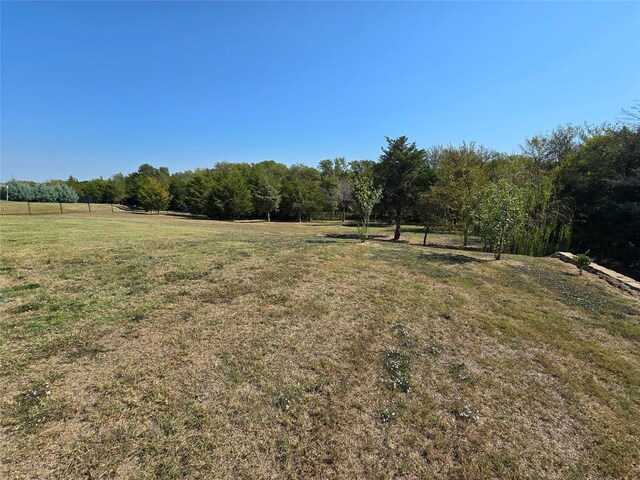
[375,136,431,241]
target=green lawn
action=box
[1,214,638,479]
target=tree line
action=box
[5,118,639,267]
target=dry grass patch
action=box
[1,214,639,479]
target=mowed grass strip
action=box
[0,201,119,216]
[1,214,639,479]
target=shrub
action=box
[351,175,382,242]
[573,253,592,275]
[6,179,34,201]
[6,179,79,203]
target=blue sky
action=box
[1,1,639,182]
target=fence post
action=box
[27,202,32,215]
[59,202,63,214]
[88,203,91,213]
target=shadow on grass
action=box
[165,213,225,221]
[421,252,489,265]
[325,233,389,240]
[297,221,390,229]
[423,242,482,252]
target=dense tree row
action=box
[4,117,638,267]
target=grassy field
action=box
[1,214,639,479]
[0,201,119,216]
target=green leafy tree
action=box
[431,142,489,246]
[491,155,572,256]
[81,178,110,202]
[168,171,194,212]
[186,169,215,215]
[352,175,383,242]
[558,125,640,267]
[247,161,286,222]
[522,124,581,167]
[224,176,253,221]
[318,157,351,218]
[319,159,339,216]
[350,159,376,178]
[138,178,172,214]
[476,181,525,260]
[205,166,253,220]
[282,164,324,222]
[252,175,281,222]
[376,136,431,241]
[125,164,171,205]
[104,174,127,204]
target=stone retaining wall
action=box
[552,252,640,294]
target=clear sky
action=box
[1,1,639,182]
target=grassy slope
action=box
[0,214,638,479]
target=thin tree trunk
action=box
[423,223,430,246]
[267,212,271,222]
[298,212,302,223]
[393,210,401,241]
[342,206,345,223]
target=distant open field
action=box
[1,214,639,479]
[0,201,119,215]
